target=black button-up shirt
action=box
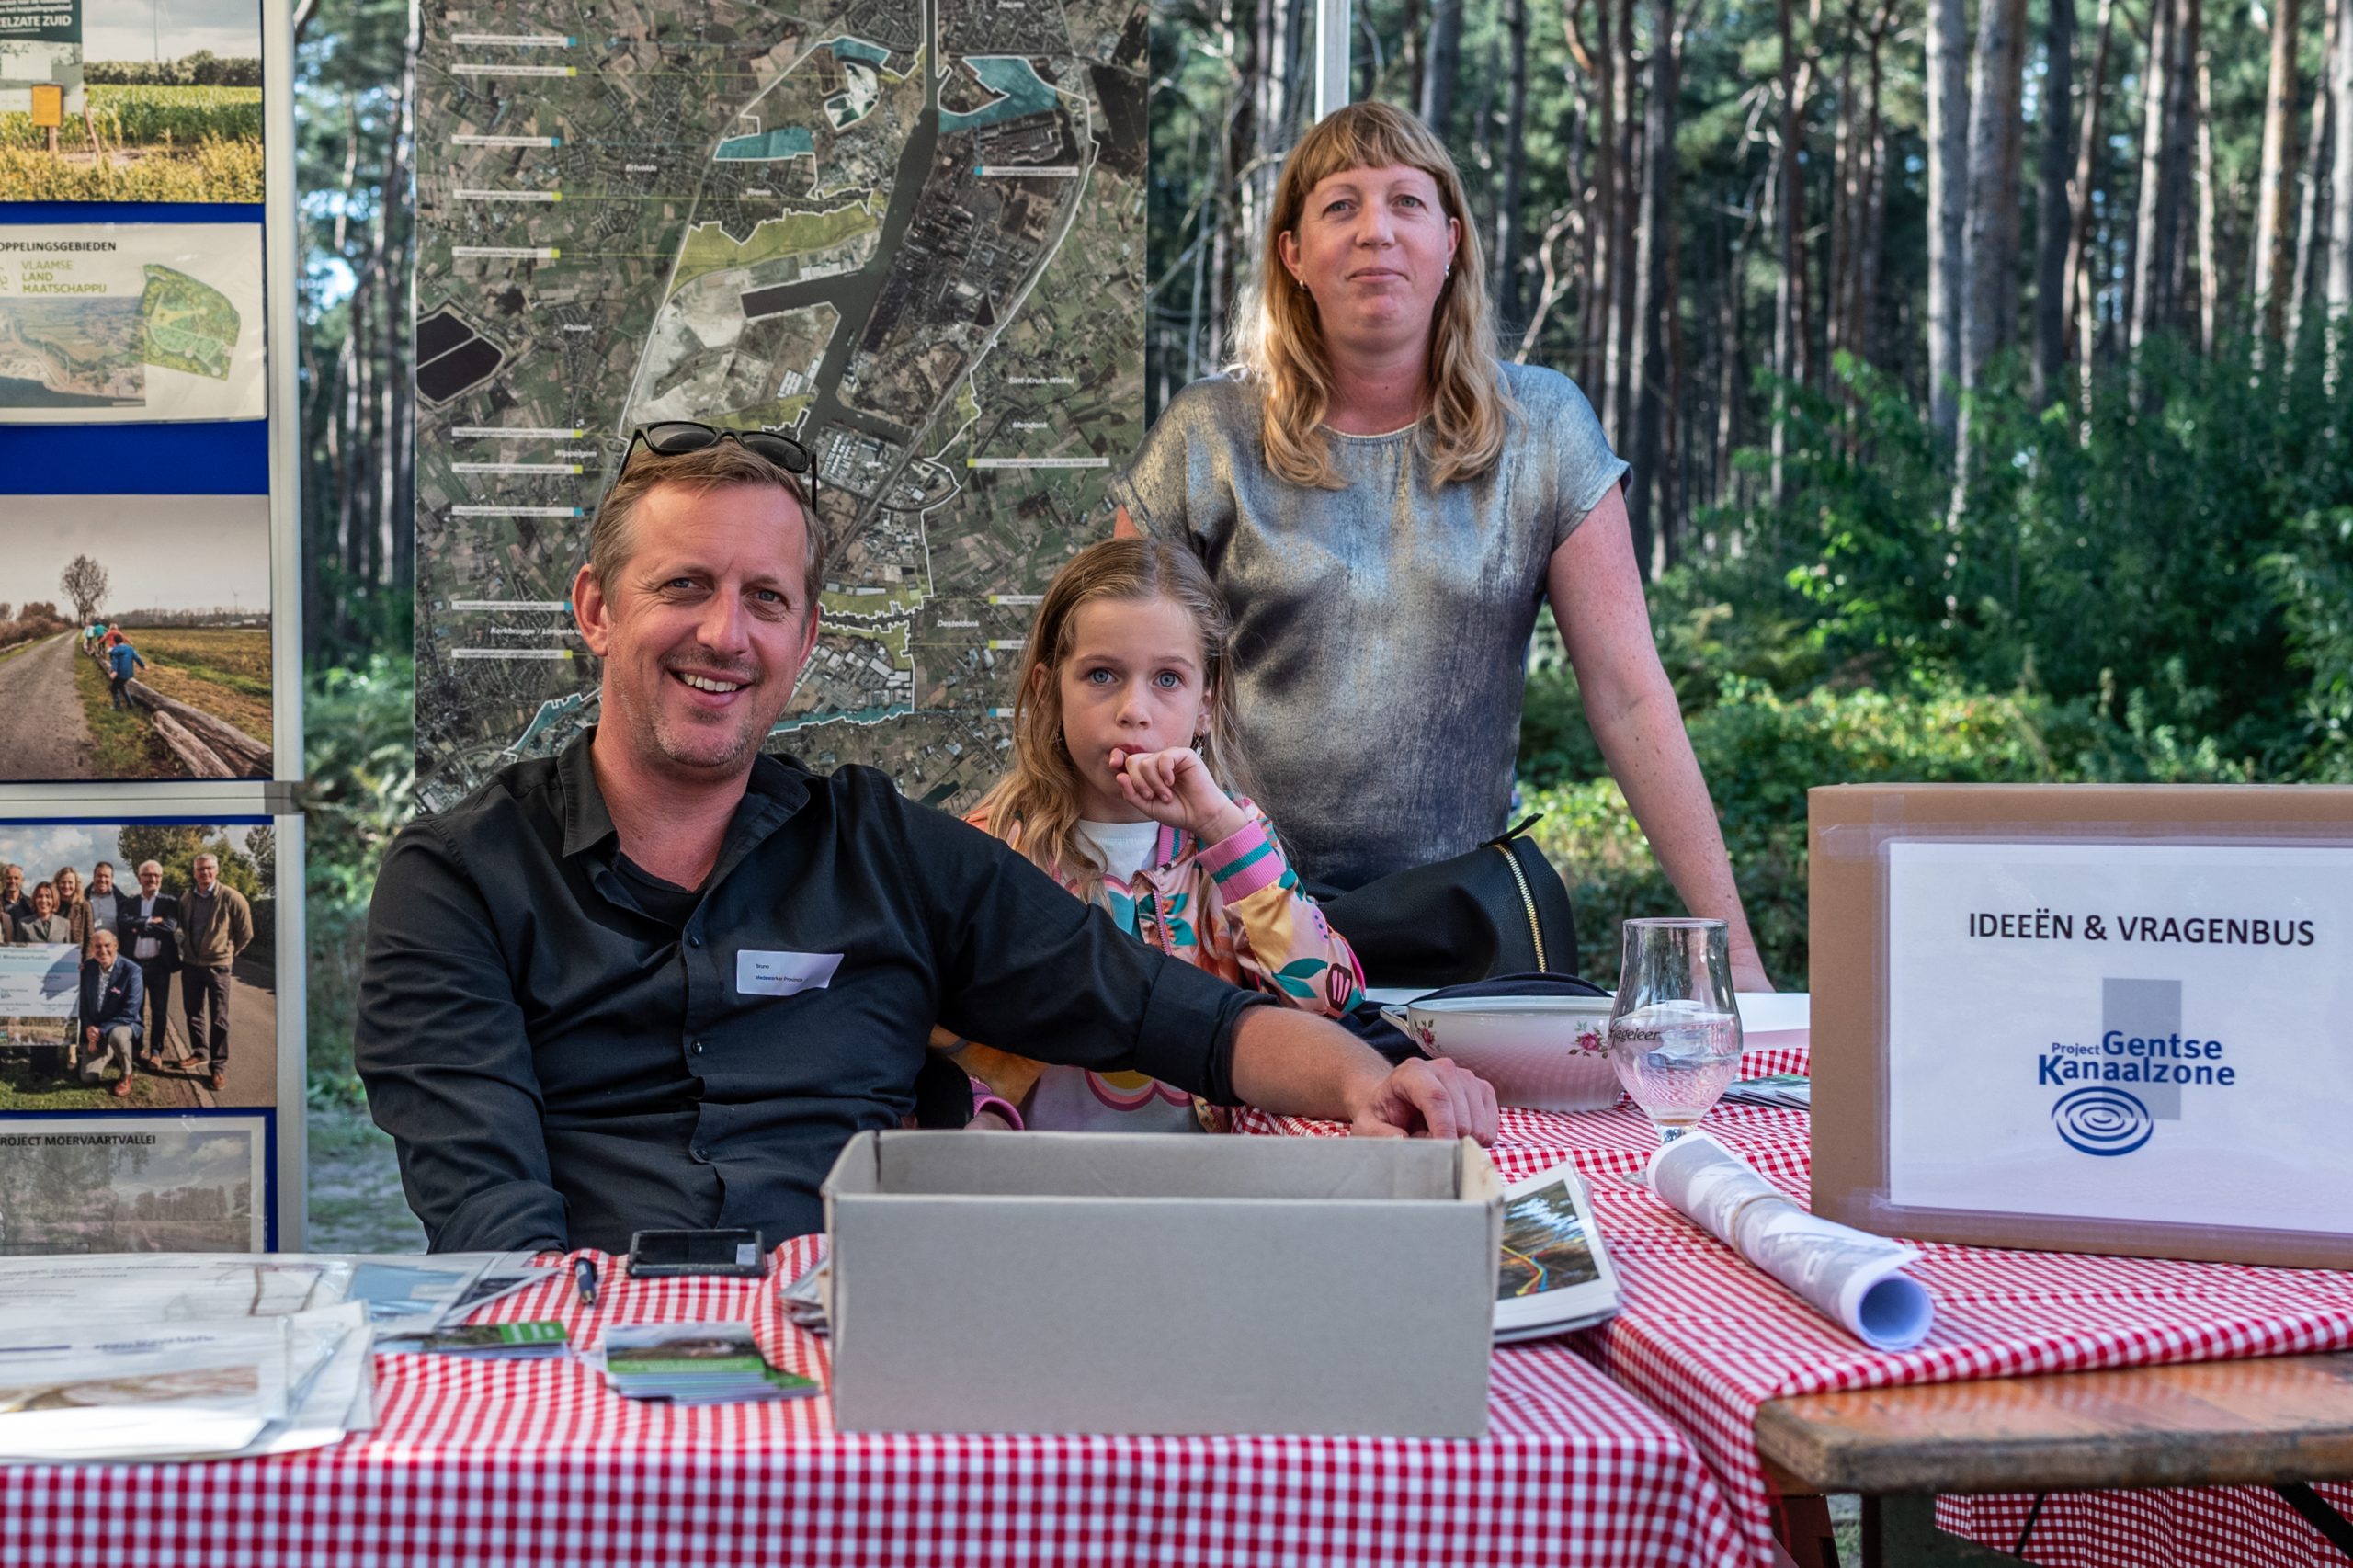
[356,734,1261,1253]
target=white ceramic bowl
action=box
[1381,994,1622,1112]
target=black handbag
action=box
[1314,815,1580,990]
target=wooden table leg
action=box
[1860,1495,2027,1567]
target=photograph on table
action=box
[1493,1161,1623,1340]
[0,0,263,203]
[0,815,278,1110]
[0,495,272,783]
[0,1112,270,1252]
[0,224,266,422]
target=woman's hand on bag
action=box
[1110,746,1250,846]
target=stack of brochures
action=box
[1493,1161,1625,1342]
[599,1322,820,1405]
[377,1321,569,1358]
[0,1258,376,1463]
[1721,1072,1812,1109]
[0,1249,574,1461]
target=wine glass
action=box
[1608,918,1744,1145]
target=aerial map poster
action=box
[414,0,1148,812]
[0,224,267,422]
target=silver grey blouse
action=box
[1109,362,1629,891]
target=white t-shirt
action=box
[1073,818,1162,889]
[1022,816,1202,1134]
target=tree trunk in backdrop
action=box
[2332,0,2353,386]
[1628,0,1677,567]
[1961,0,2027,385]
[2290,0,2337,353]
[2034,0,2076,404]
[1422,0,1464,134]
[2065,0,2116,382]
[1495,0,1532,324]
[1610,0,1639,443]
[2198,49,2219,348]
[2254,0,2303,343]
[1927,0,1970,437]
[1770,0,1803,503]
[2131,0,2178,349]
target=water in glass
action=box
[1608,918,1744,1145]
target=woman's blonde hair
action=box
[978,539,1258,902]
[1238,100,1512,490]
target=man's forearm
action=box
[1223,1006,1392,1122]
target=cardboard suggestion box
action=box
[1810,783,2353,1271]
[823,1131,1503,1437]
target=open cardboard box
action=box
[822,1131,1502,1437]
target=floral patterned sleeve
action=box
[1194,800,1364,1017]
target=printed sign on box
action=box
[1885,841,2353,1237]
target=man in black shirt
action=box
[358,436,1495,1254]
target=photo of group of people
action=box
[0,497,274,782]
[0,818,278,1112]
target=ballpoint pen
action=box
[572,1256,599,1308]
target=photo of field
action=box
[0,1117,267,1253]
[0,495,273,783]
[0,0,263,203]
[1498,1177,1604,1301]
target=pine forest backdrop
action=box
[295,0,2353,1087]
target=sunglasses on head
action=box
[620,421,819,503]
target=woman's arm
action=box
[1547,485,1775,991]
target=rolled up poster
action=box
[1645,1135,1935,1350]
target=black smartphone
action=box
[626,1227,767,1277]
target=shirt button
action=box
[686,931,703,949]
[693,1146,710,1162]
[691,1040,705,1055]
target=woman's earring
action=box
[1293,273,1306,290]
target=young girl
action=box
[947,537,1362,1132]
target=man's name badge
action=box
[736,949,844,997]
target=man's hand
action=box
[1227,1007,1500,1144]
[84,1026,98,1047]
[1109,745,1249,846]
[1344,1056,1498,1144]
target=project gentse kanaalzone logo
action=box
[2035,979,2236,1157]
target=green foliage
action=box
[1725,338,2353,771]
[1525,676,2252,988]
[2261,506,2353,782]
[113,822,268,903]
[1515,338,2351,987]
[301,656,415,1104]
[83,53,263,87]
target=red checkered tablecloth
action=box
[0,1235,1749,1567]
[1242,1041,2353,1568]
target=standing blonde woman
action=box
[1113,101,1771,988]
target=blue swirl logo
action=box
[2052,1087,2155,1156]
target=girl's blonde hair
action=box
[978,539,1258,901]
[1237,100,1512,491]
